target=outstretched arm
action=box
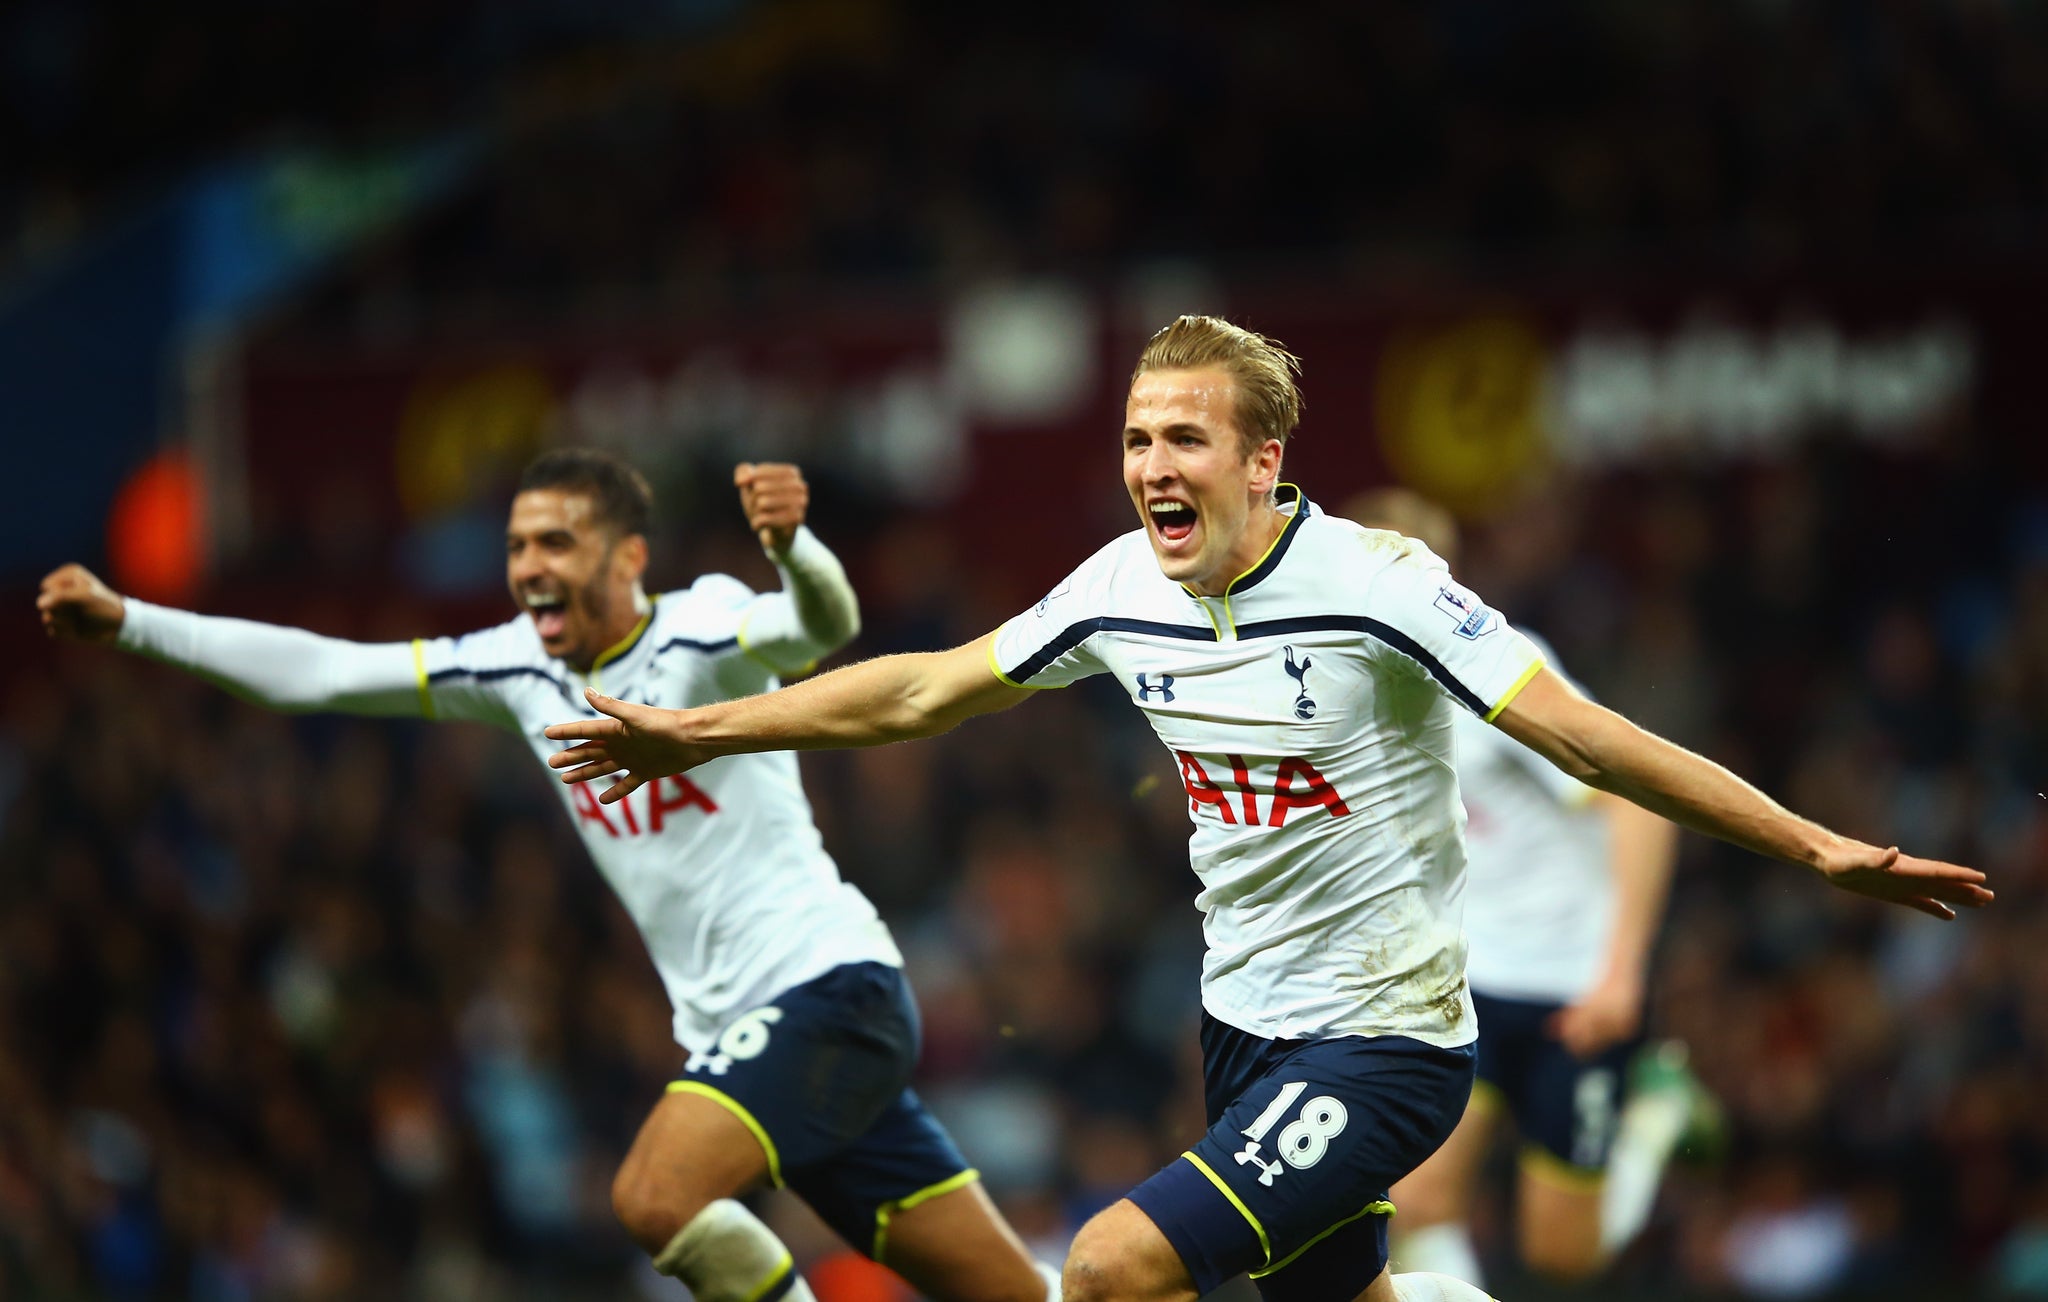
[546,634,1031,803]
[732,462,861,672]
[1494,668,1991,919]
[38,563,426,717]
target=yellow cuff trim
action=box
[666,1081,784,1187]
[411,639,435,720]
[984,634,1050,690]
[1252,1199,1397,1279]
[739,1251,796,1302]
[735,608,818,679]
[871,1168,980,1262]
[1483,657,1546,723]
[1520,1144,1605,1194]
[1183,1152,1272,1269]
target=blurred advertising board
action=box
[229,266,2031,598]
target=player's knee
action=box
[1062,1219,1169,1302]
[611,1160,708,1256]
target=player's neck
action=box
[1188,497,1288,597]
[569,586,653,673]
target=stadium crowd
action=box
[4,433,2046,1301]
[6,2,2048,317]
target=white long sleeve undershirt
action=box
[114,526,860,709]
[117,601,426,715]
[737,525,862,673]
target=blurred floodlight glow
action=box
[947,281,1097,425]
[107,450,204,602]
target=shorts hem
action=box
[668,1080,786,1187]
[871,1167,980,1261]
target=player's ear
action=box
[616,532,649,579]
[1247,437,1284,494]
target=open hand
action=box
[1817,842,1993,920]
[545,689,712,804]
[37,564,127,642]
[735,463,809,555]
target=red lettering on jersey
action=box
[1176,750,1237,824]
[572,782,621,837]
[648,775,719,830]
[616,788,642,835]
[1267,755,1352,827]
[1228,754,1257,826]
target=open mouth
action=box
[1148,499,1198,546]
[525,592,569,641]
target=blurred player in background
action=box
[541,316,1990,1302]
[1347,488,1707,1290]
[39,450,1054,1302]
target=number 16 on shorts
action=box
[1234,1081,1349,1187]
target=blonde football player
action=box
[542,318,1991,1302]
[39,450,1053,1302]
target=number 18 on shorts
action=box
[1129,1018,1476,1302]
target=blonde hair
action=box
[1132,315,1304,456]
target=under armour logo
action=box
[1235,1140,1284,1186]
[1134,672,1176,703]
[1283,645,1317,720]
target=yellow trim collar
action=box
[871,1168,981,1261]
[1178,483,1307,638]
[666,1081,784,1187]
[588,603,657,693]
[1483,657,1546,723]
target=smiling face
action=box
[1122,367,1286,595]
[504,488,648,671]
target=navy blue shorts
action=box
[1472,989,1633,1181]
[668,962,974,1261]
[1128,1012,1475,1302]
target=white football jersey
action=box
[1454,634,1613,1003]
[416,574,901,1053]
[989,489,1545,1047]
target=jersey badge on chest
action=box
[1283,645,1317,720]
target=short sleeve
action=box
[987,549,1117,689]
[1492,628,1598,802]
[414,620,537,729]
[669,574,782,700]
[1360,549,1546,720]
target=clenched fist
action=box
[734,463,809,555]
[37,563,127,642]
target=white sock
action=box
[1395,1223,1484,1288]
[652,1200,817,1302]
[1600,1086,1690,1254]
[1390,1272,1495,1301]
[1036,1260,1063,1302]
